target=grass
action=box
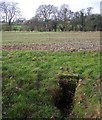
[2,50,100,119]
[2,31,100,119]
[2,31,100,45]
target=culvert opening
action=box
[52,71,80,119]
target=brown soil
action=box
[2,43,101,51]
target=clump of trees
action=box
[24,5,101,32]
[0,1,101,31]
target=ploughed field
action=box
[2,31,100,51]
[2,32,101,119]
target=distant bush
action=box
[12,25,22,31]
[2,23,26,31]
[2,24,12,31]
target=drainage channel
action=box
[51,71,80,119]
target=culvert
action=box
[51,72,80,119]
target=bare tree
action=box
[35,4,58,31]
[0,1,21,26]
[36,4,57,21]
[58,4,70,31]
[86,7,93,16]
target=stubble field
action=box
[2,31,100,51]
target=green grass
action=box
[2,50,100,119]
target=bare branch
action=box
[0,1,21,24]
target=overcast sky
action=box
[3,0,101,19]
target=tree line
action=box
[0,1,101,31]
[25,4,101,31]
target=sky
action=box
[2,0,101,20]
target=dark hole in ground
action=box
[52,72,79,119]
